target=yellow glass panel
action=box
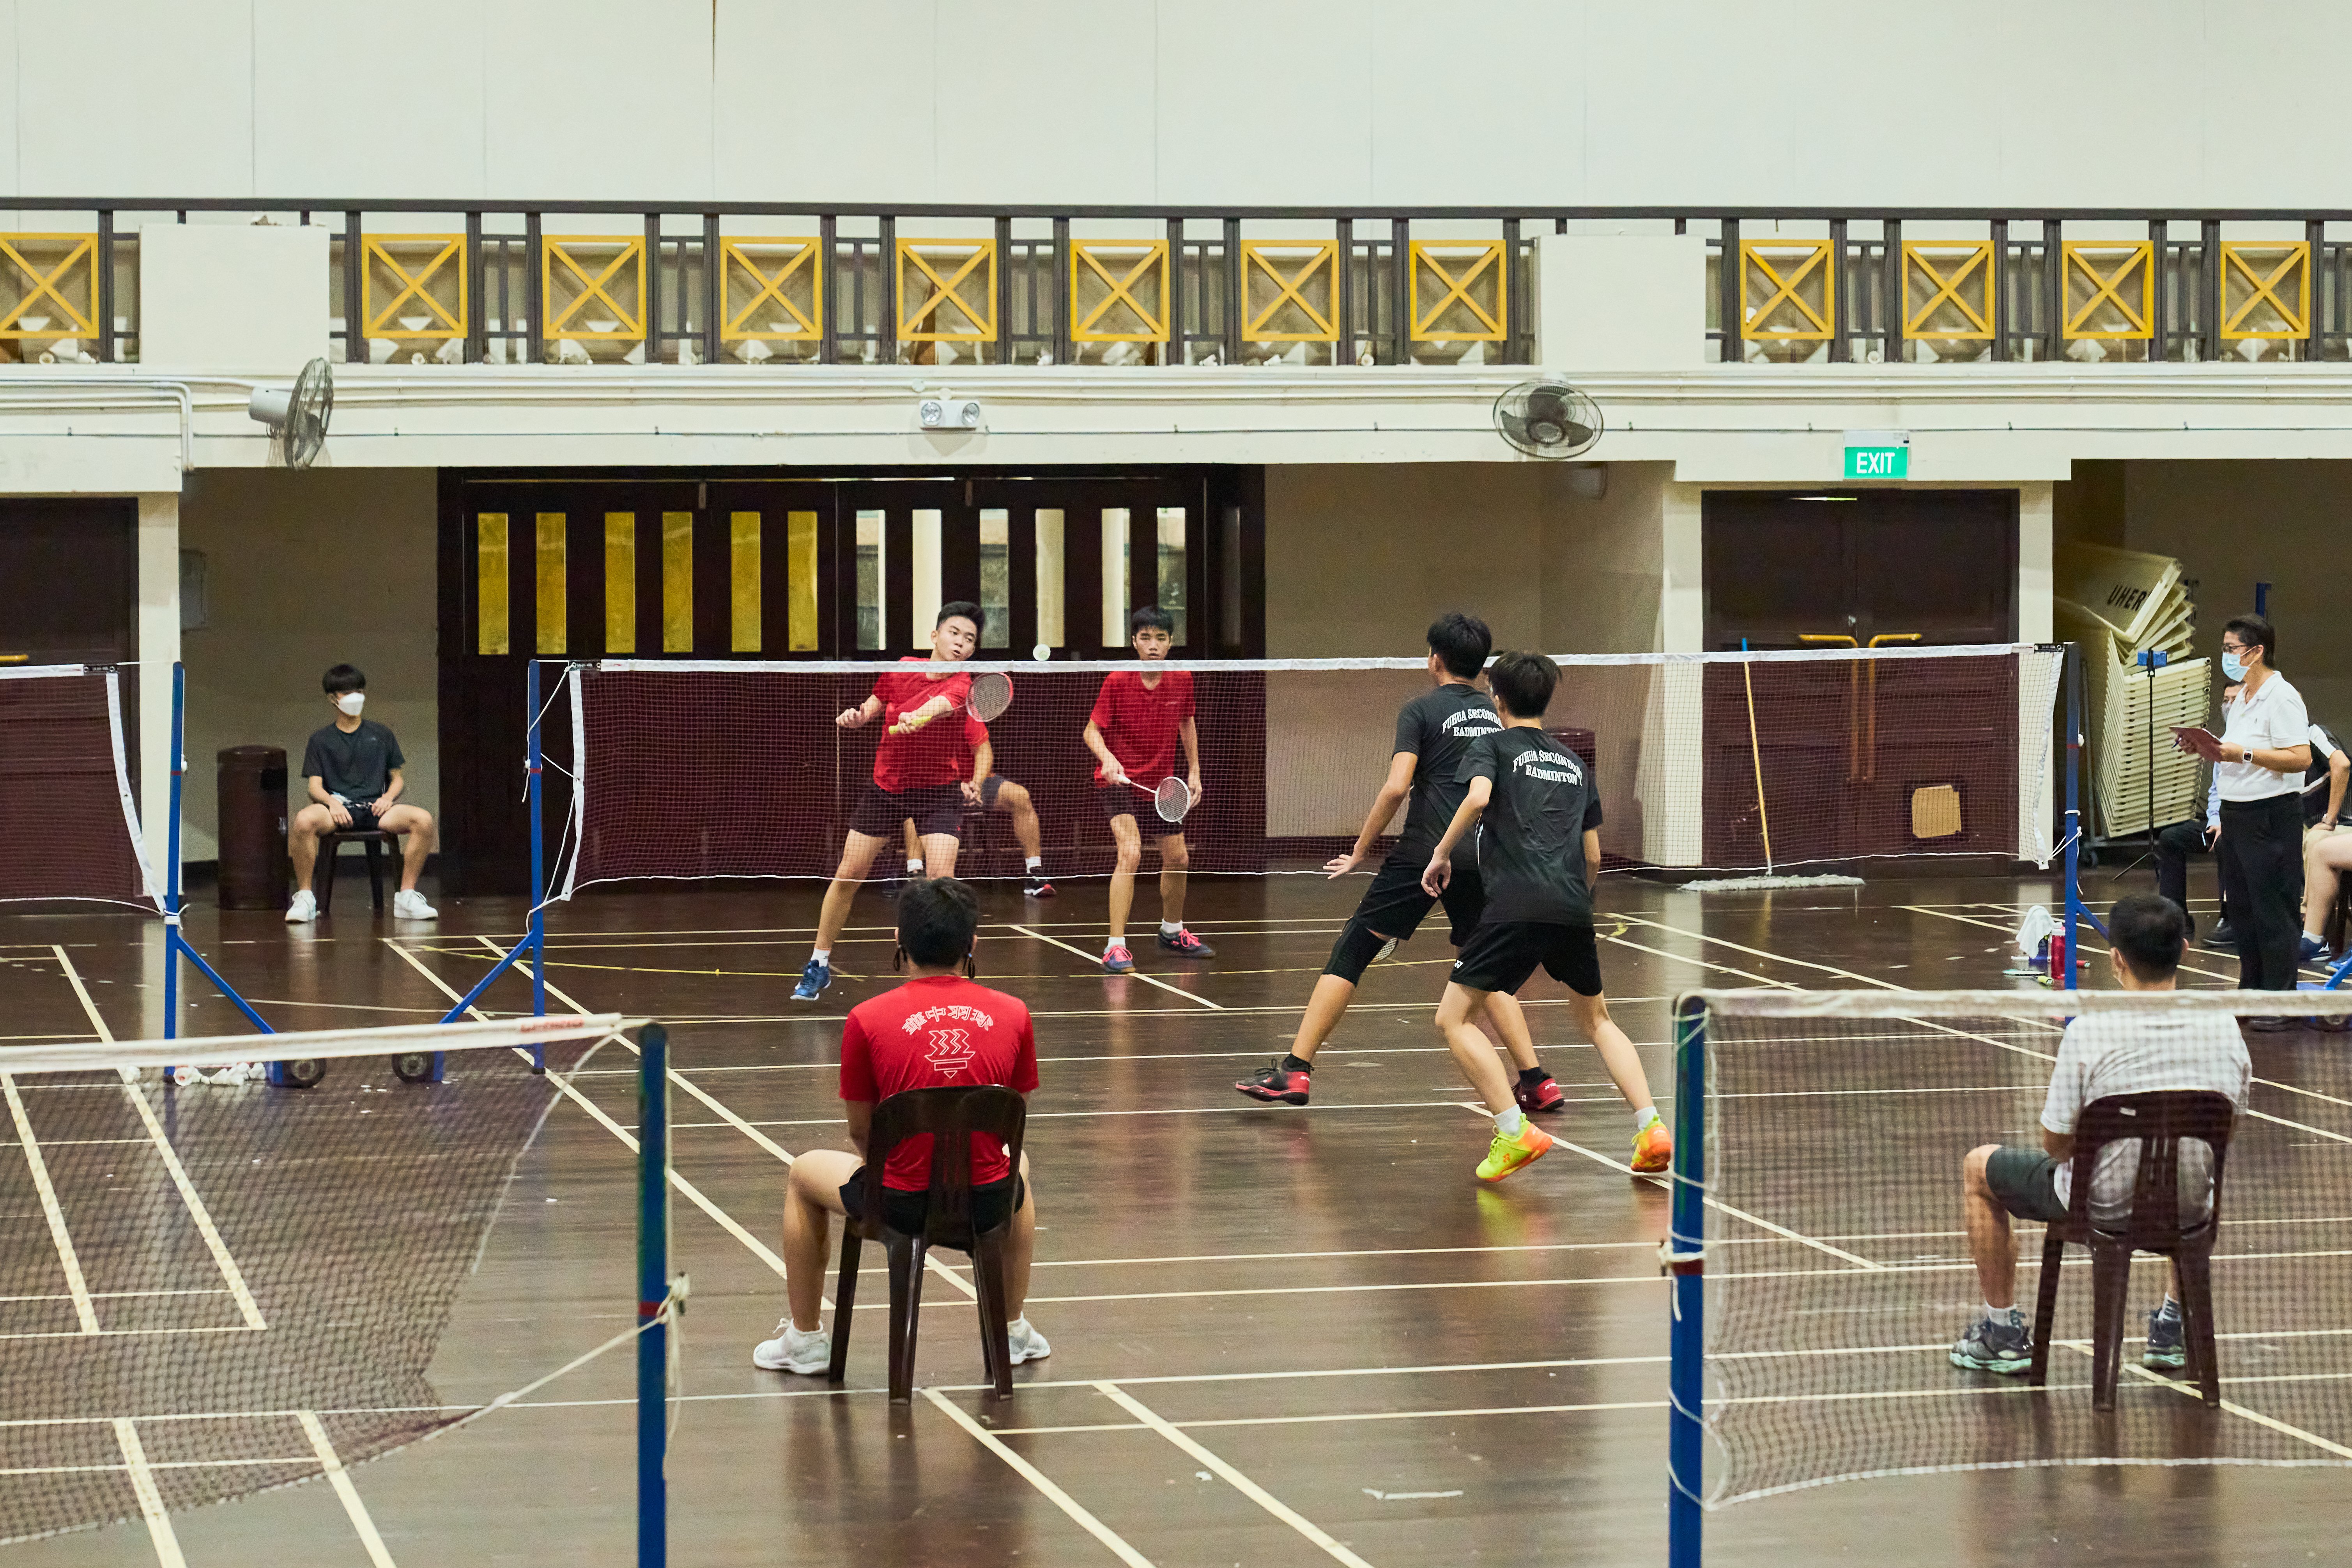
[786,510,819,651]
[534,513,567,655]
[662,511,693,653]
[730,511,762,652]
[476,513,509,655]
[603,512,635,653]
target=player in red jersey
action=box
[756,877,1051,1375]
[795,602,984,1001]
[1082,604,1213,974]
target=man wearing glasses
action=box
[2210,615,2312,1014]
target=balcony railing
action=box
[0,201,2345,368]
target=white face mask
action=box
[335,692,365,716]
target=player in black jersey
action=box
[1237,614,1568,1113]
[1423,651,1669,1182]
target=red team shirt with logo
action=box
[870,658,974,791]
[839,976,1039,1190]
[1088,668,1195,787]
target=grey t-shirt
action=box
[1392,682,1503,862]
[2042,1011,2251,1227]
[301,720,404,802]
[1456,727,1604,926]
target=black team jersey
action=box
[1392,682,1504,864]
[1456,727,1605,926]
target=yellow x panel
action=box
[721,239,821,340]
[1901,241,1993,340]
[897,239,997,342]
[2061,242,2152,340]
[2220,242,2310,340]
[1072,241,1169,342]
[0,234,96,339]
[544,237,646,340]
[1739,240,1833,341]
[1409,241,1506,342]
[363,235,465,340]
[1241,241,1337,342]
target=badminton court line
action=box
[1008,924,1223,1009]
[1095,1382,1377,1568]
[1901,904,2241,986]
[2,1074,99,1332]
[467,937,982,1307]
[299,1412,400,1568]
[111,1420,186,1568]
[917,1390,1157,1568]
[2056,1341,2352,1462]
[52,946,269,1331]
[380,940,793,1279]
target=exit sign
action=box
[1844,430,1910,479]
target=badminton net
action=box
[1679,986,2352,1507]
[0,665,159,909]
[556,643,2061,891]
[0,1013,651,1547]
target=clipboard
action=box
[2170,725,2224,762]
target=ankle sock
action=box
[811,949,831,966]
[1280,1053,1312,1075]
[1635,1105,1664,1133]
[1494,1107,1526,1136]
[1025,857,1043,871]
[1104,938,1123,954]
[906,858,924,875]
[1160,921,1182,937]
[1984,1301,2021,1327]
[1517,1064,1549,1086]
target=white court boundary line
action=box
[110,1420,185,1568]
[4,1073,99,1333]
[918,1389,1156,1567]
[300,1412,399,1567]
[1095,1382,1376,1568]
[1009,924,1223,1009]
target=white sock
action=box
[812,949,831,966]
[906,858,924,875]
[1105,938,1122,954]
[1635,1106,1663,1133]
[1025,857,1042,871]
[1495,1106,1526,1136]
[1984,1301,2019,1326]
[1160,921,1182,937]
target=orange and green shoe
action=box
[1476,1120,1555,1183]
[1630,1118,1673,1174]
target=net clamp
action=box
[1658,1242,1706,1278]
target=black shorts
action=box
[1355,851,1486,947]
[1097,782,1180,833]
[848,782,965,840]
[342,804,384,834]
[1984,1146,2068,1224]
[972,774,1005,812]
[838,1168,1026,1244]
[1449,920,1603,997]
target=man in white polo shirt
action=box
[2211,615,2312,1010]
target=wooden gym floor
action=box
[0,860,2346,1567]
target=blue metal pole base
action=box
[637,1023,670,1568]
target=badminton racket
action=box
[890,671,1013,735]
[1153,775,1194,823]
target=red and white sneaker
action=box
[1513,1073,1566,1115]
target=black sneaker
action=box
[2145,1307,2187,1370]
[1023,873,1056,898]
[1236,1060,1310,1106]
[2203,921,2240,950]
[1950,1311,2033,1374]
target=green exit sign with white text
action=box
[1844,430,1910,480]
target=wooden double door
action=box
[1699,489,2022,868]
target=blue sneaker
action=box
[2299,932,2332,965]
[1101,943,1135,975]
[2145,1306,2187,1370]
[1949,1309,2033,1374]
[792,957,831,1001]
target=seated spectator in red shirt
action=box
[754,876,1050,1375]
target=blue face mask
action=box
[2221,650,2247,681]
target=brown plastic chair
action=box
[825,1085,1027,1403]
[314,828,403,913]
[2027,1090,2236,1411]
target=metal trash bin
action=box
[216,745,288,910]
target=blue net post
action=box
[163,662,185,1040]
[526,659,547,1024]
[1667,997,1708,1567]
[2063,641,2084,991]
[637,1023,670,1568]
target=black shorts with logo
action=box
[838,1167,1026,1244]
[1355,851,1486,948]
[1449,920,1604,997]
[849,782,966,840]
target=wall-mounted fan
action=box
[247,357,334,468]
[1493,380,1603,460]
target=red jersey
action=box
[1088,667,1195,788]
[839,976,1040,1191]
[871,658,974,791]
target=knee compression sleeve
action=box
[1323,917,1393,983]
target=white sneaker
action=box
[393,890,439,920]
[284,890,318,924]
[1006,1317,1051,1364]
[751,1320,830,1374]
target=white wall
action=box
[4,1,2345,207]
